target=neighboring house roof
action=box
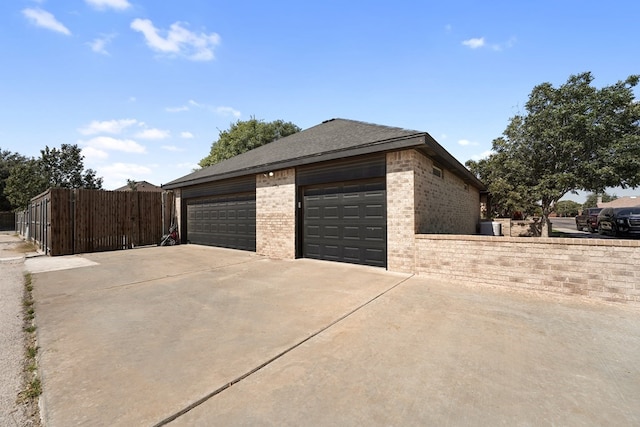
[114,180,163,192]
[598,196,640,208]
[164,118,485,190]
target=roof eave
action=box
[163,134,427,189]
[163,133,486,192]
[419,133,487,191]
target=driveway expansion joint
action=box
[152,273,415,427]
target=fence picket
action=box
[16,189,173,255]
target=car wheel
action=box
[598,223,605,235]
[576,222,581,231]
[612,225,618,238]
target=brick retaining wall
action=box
[414,234,640,304]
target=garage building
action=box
[163,118,485,272]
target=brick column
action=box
[386,150,417,273]
[256,168,296,259]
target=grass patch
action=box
[26,346,38,358]
[23,378,42,400]
[19,271,43,417]
[12,241,38,254]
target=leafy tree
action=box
[468,72,639,236]
[582,192,617,209]
[199,118,301,167]
[466,149,539,218]
[5,144,103,210]
[5,159,48,210]
[0,149,28,211]
[126,179,138,191]
[555,200,581,217]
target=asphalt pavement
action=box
[551,217,614,238]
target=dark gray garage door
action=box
[303,179,386,267]
[186,194,256,251]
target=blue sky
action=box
[1,0,638,201]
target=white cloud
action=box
[102,163,151,175]
[78,119,138,135]
[180,131,194,139]
[130,19,221,61]
[462,37,485,49]
[22,8,71,35]
[215,106,241,118]
[458,139,479,147]
[83,136,146,153]
[85,0,131,11]
[462,36,516,51]
[166,105,189,113]
[88,34,115,55]
[491,37,517,52]
[162,145,184,152]
[168,100,240,118]
[177,162,200,170]
[99,163,153,189]
[470,150,494,161]
[135,128,171,140]
[81,146,109,161]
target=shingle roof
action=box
[598,196,640,208]
[164,118,485,190]
[113,180,162,192]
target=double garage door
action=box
[183,155,386,267]
[302,179,386,267]
[186,194,256,251]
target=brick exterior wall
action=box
[414,234,640,304]
[386,151,417,272]
[414,152,480,234]
[256,168,296,259]
[386,149,482,272]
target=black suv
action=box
[597,207,640,237]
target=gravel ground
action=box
[0,233,37,427]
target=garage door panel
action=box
[306,225,320,238]
[323,206,339,219]
[323,245,340,259]
[323,225,339,239]
[365,248,385,264]
[365,204,384,218]
[343,205,361,218]
[343,226,360,239]
[303,179,386,267]
[306,206,321,219]
[343,246,361,261]
[186,194,256,251]
[366,226,385,241]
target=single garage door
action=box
[303,179,386,267]
[186,194,256,251]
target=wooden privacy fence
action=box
[17,188,174,256]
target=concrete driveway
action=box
[28,245,640,426]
